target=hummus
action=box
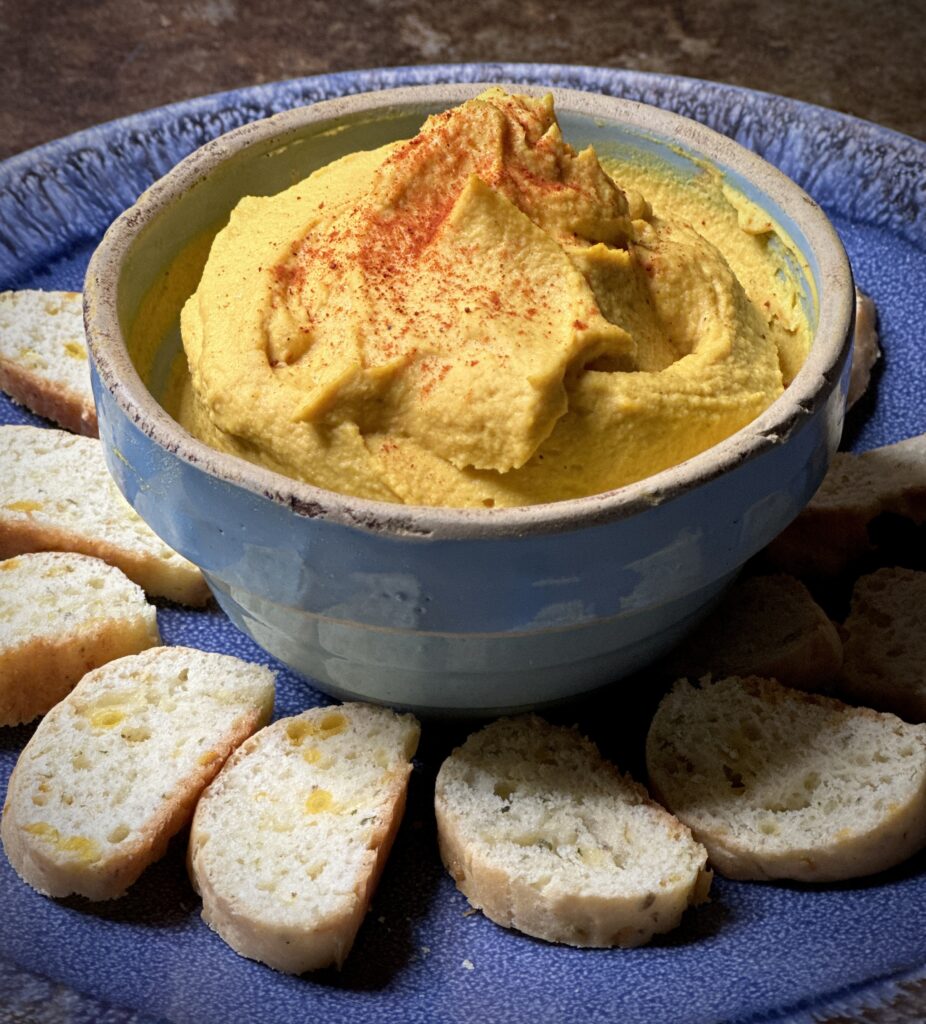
[177,88,810,507]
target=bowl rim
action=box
[84,82,854,540]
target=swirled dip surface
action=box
[178,88,810,507]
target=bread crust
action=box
[0,359,97,437]
[0,618,160,726]
[0,515,210,607]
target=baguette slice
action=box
[0,424,209,606]
[188,703,420,973]
[847,289,881,410]
[661,574,842,691]
[764,433,926,577]
[646,676,926,882]
[434,715,711,948]
[839,568,926,722]
[1,646,274,900]
[0,551,160,725]
[0,290,97,436]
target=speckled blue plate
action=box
[1,64,925,1024]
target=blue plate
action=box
[2,64,926,1024]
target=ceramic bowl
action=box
[83,84,854,714]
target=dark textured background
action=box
[1,0,925,162]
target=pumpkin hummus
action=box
[177,88,810,508]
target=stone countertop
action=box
[1,0,925,162]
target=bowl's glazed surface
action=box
[84,84,854,713]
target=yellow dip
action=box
[176,88,810,508]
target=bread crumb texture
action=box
[0,646,275,899]
[188,702,420,973]
[646,676,926,881]
[0,290,97,435]
[0,424,208,605]
[434,715,710,948]
[0,551,160,724]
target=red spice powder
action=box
[272,261,306,292]
[275,94,613,376]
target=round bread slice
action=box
[0,290,98,436]
[764,432,926,578]
[1,646,275,900]
[839,567,926,723]
[660,573,842,692]
[188,702,421,973]
[646,676,926,882]
[0,424,209,606]
[0,551,160,726]
[434,715,711,948]
[847,288,881,410]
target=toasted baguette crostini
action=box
[646,676,926,882]
[764,433,926,578]
[0,424,209,606]
[188,702,420,973]
[1,646,274,900]
[847,289,881,410]
[839,568,926,723]
[660,573,842,692]
[435,715,711,948]
[0,551,160,726]
[0,290,98,436]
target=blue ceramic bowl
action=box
[83,84,854,714]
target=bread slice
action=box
[839,568,926,723]
[660,574,842,691]
[0,424,209,606]
[434,715,711,948]
[188,703,420,973]
[1,646,274,900]
[646,676,926,882]
[847,288,881,410]
[0,290,97,436]
[0,551,160,725]
[764,433,926,578]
